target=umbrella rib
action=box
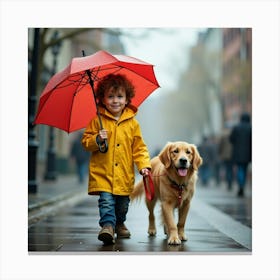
[55,65,124,93]
[66,71,89,132]
[87,65,121,82]
[56,73,88,90]
[54,72,88,94]
[90,66,101,82]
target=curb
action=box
[28,190,88,227]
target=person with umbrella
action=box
[34,50,160,245]
[81,73,151,245]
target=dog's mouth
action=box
[176,168,188,177]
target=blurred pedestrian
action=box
[81,74,151,245]
[230,112,252,197]
[198,136,215,186]
[218,125,233,190]
[70,132,90,184]
[212,135,221,186]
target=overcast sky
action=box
[119,28,205,93]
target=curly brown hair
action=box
[95,74,135,106]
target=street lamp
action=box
[44,31,62,180]
[28,28,40,194]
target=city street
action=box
[28,175,252,253]
[0,7,278,280]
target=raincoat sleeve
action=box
[81,118,101,152]
[132,120,151,172]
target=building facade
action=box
[222,28,252,125]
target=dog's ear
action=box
[191,144,203,170]
[159,142,172,169]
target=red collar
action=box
[167,176,188,206]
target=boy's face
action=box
[103,86,127,118]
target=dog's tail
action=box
[130,179,145,202]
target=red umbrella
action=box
[34,50,160,135]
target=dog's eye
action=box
[173,149,179,153]
[186,150,191,154]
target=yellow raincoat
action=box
[81,105,151,196]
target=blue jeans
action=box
[76,161,87,183]
[224,160,233,189]
[200,164,212,185]
[98,192,130,229]
[237,163,248,189]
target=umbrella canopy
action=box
[34,50,160,133]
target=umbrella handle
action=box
[98,139,108,153]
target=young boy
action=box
[81,74,151,245]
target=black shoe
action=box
[237,189,244,197]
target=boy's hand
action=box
[140,168,150,177]
[97,129,108,143]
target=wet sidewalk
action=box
[28,174,88,225]
[28,174,252,253]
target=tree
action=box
[28,28,132,97]
[28,28,101,96]
[173,43,223,138]
[222,57,252,111]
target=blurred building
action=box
[187,28,252,142]
[197,28,223,136]
[222,28,252,124]
[177,27,252,145]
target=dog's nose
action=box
[179,158,188,165]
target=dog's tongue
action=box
[178,168,188,177]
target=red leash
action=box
[143,171,155,201]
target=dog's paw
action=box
[167,235,181,245]
[179,233,188,242]
[148,228,157,236]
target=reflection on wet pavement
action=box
[29,194,250,253]
[211,202,251,228]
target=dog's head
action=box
[159,141,203,177]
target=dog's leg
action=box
[177,200,191,241]
[146,198,157,236]
[161,201,181,245]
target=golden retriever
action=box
[130,141,203,245]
